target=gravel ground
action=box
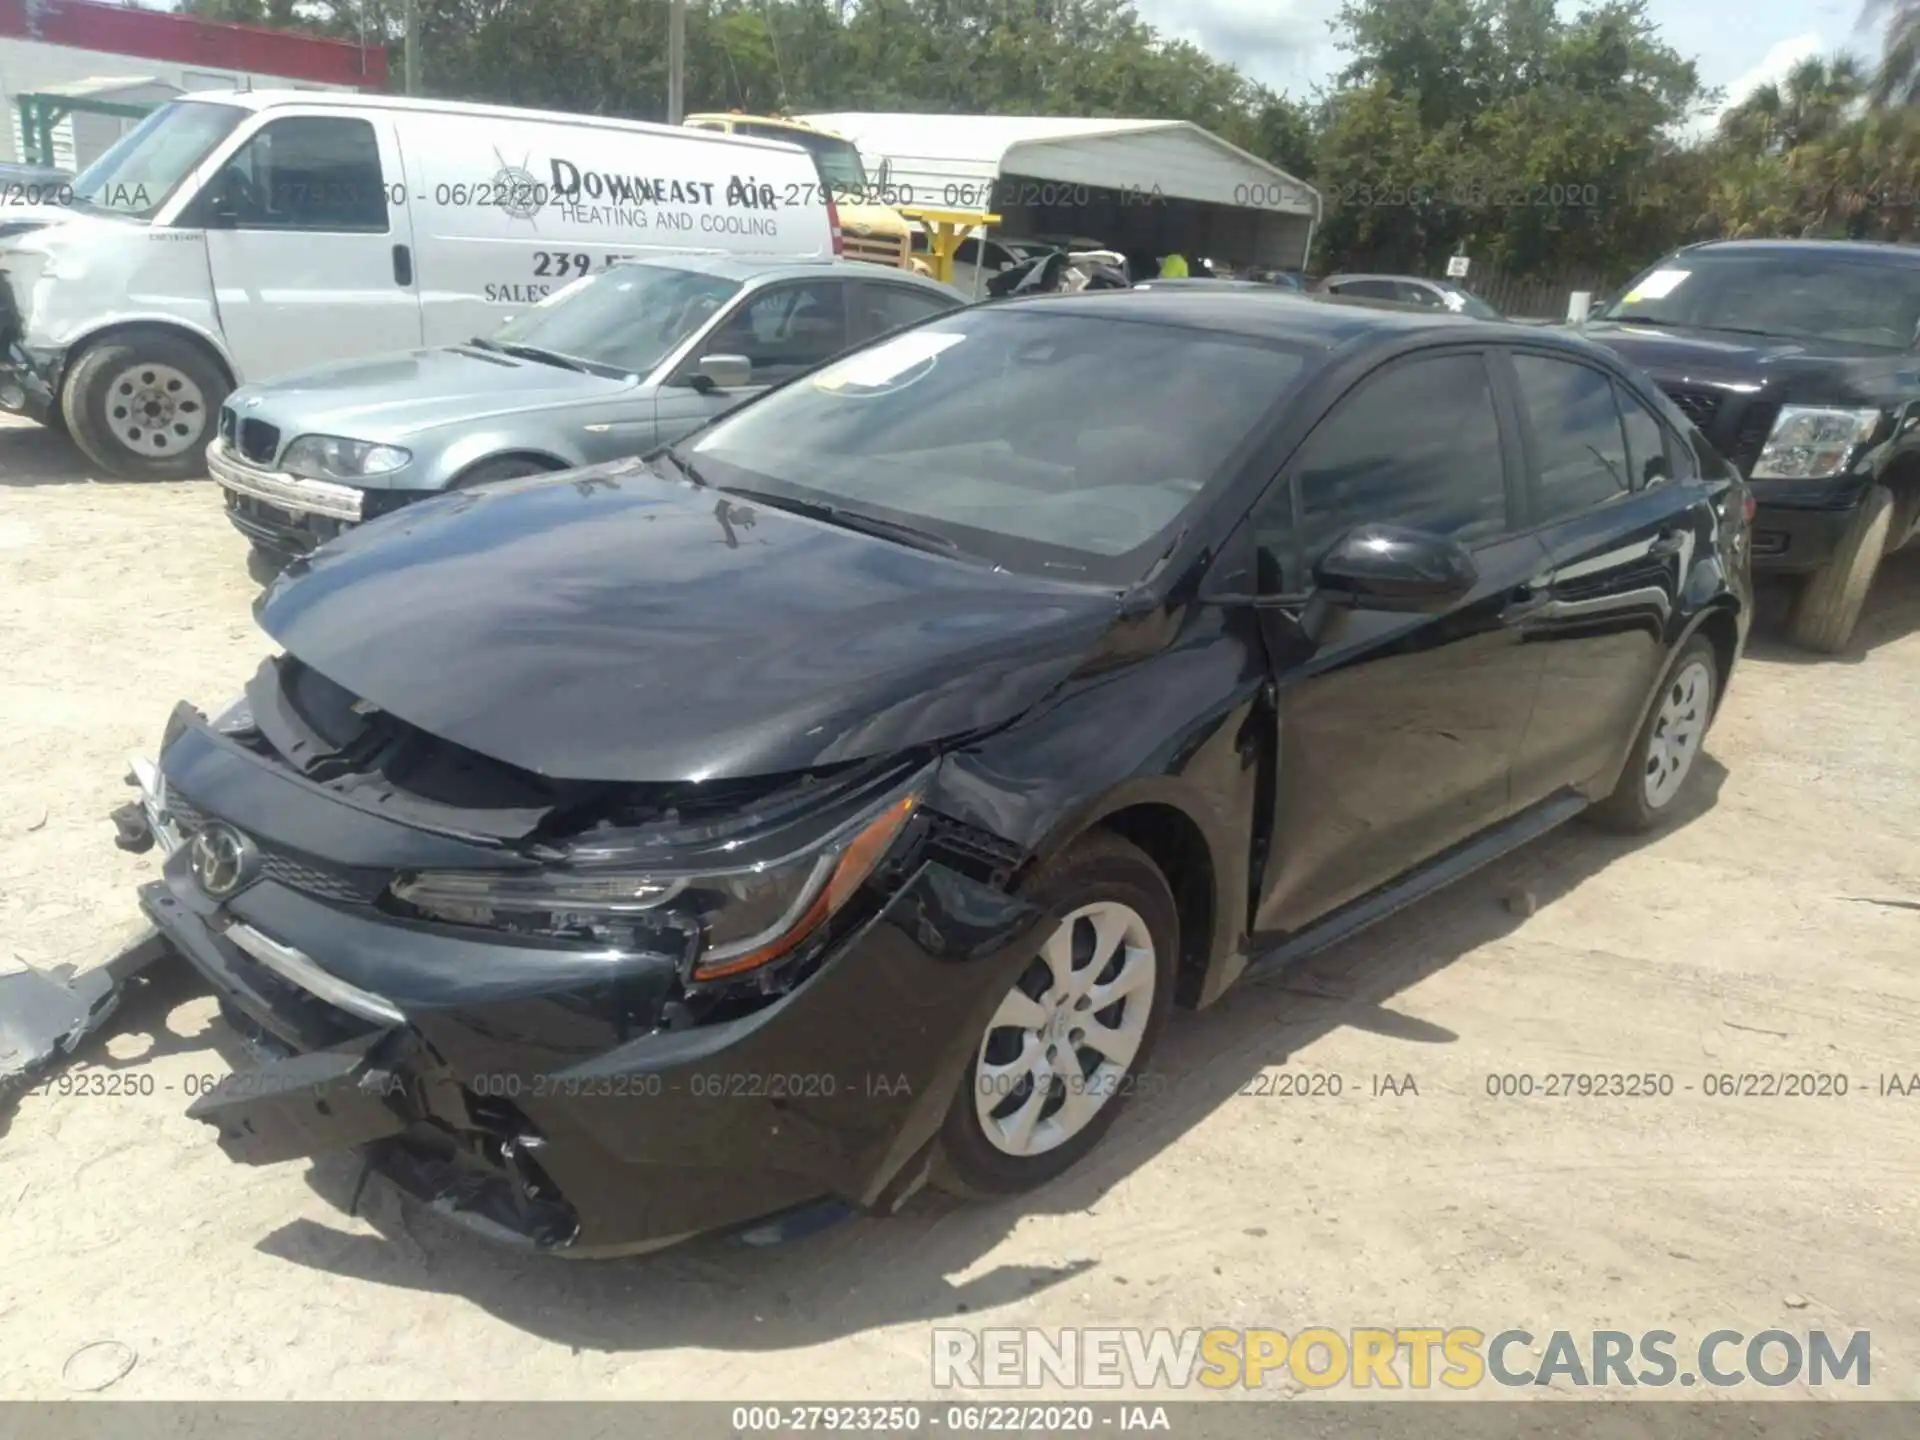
[2,414,1916,1403]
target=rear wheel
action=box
[1587,635,1717,834]
[59,330,228,481]
[1786,483,1893,654]
[931,832,1177,1199]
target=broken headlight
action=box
[388,789,919,982]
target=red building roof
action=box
[0,0,388,89]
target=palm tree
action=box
[1869,0,1920,104]
[1720,54,1865,151]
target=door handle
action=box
[1649,529,1686,557]
[391,243,413,287]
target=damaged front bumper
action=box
[0,340,60,424]
[119,722,1042,1255]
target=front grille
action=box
[1726,401,1782,475]
[1661,386,1722,428]
[169,793,390,905]
[217,404,237,445]
[237,417,281,465]
[842,233,908,268]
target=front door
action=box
[1246,349,1551,936]
[1500,351,1707,806]
[197,112,423,383]
[654,277,854,444]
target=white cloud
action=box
[1686,29,1829,137]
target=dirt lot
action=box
[2,411,1917,1403]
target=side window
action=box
[1256,353,1508,590]
[1335,279,1399,301]
[703,282,849,384]
[215,116,387,232]
[855,284,956,343]
[1615,383,1674,490]
[1395,282,1446,309]
[1510,354,1630,522]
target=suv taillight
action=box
[827,197,844,256]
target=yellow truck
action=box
[683,112,927,274]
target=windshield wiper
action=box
[718,485,958,554]
[497,341,589,372]
[654,446,710,487]
[466,335,504,351]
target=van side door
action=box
[186,111,423,381]
[654,277,855,443]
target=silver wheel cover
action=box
[972,900,1157,1157]
[106,363,208,458]
[1644,658,1712,808]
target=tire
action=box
[1586,635,1718,834]
[59,329,229,481]
[930,831,1178,1199]
[1786,484,1894,654]
[450,455,559,488]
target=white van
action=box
[0,90,840,480]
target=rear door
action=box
[1247,348,1551,936]
[195,111,423,382]
[653,276,855,442]
[1499,349,1705,807]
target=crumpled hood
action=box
[1578,321,1918,407]
[255,458,1124,783]
[228,345,634,442]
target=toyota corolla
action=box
[113,291,1750,1254]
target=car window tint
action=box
[1336,279,1399,300]
[1290,353,1509,570]
[223,116,386,232]
[1396,282,1446,308]
[706,282,848,383]
[1616,383,1673,489]
[1512,354,1630,521]
[857,284,956,343]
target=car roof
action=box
[1325,273,1457,288]
[993,287,1546,350]
[1674,238,1920,266]
[620,253,959,293]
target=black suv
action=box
[1582,239,1920,652]
[115,292,1750,1254]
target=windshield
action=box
[684,307,1313,583]
[492,262,741,374]
[1446,287,1502,320]
[70,100,246,218]
[1601,250,1920,350]
[731,123,869,196]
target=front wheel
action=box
[1786,484,1893,654]
[930,832,1177,1199]
[1586,635,1718,834]
[59,330,229,481]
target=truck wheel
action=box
[1787,484,1894,654]
[60,330,229,481]
[930,831,1177,1199]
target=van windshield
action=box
[70,100,247,219]
[730,123,869,197]
[491,263,742,375]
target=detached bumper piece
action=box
[0,928,173,1102]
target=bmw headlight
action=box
[281,434,412,481]
[388,789,920,982]
[1750,406,1882,480]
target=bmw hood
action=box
[228,345,635,442]
[253,458,1125,783]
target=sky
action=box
[1129,0,1877,132]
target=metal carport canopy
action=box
[799,112,1320,271]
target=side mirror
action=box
[688,354,751,392]
[1311,523,1478,613]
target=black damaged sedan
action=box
[115,291,1751,1254]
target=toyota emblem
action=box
[189,822,259,899]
